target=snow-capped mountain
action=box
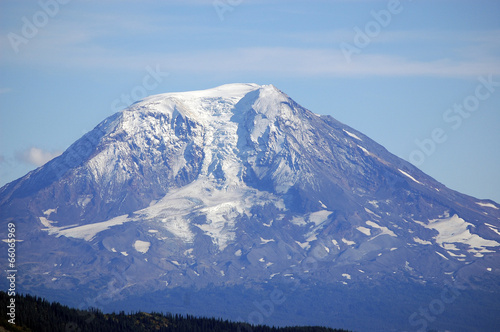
[1,84,499,331]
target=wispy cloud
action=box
[1,2,498,78]
[154,47,500,77]
[4,40,499,78]
[0,88,12,94]
[16,147,62,167]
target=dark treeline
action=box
[0,292,350,332]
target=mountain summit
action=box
[1,83,499,331]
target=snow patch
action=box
[133,240,151,254]
[357,145,371,156]
[77,195,93,208]
[342,238,356,246]
[414,214,500,253]
[356,226,371,236]
[184,248,194,257]
[443,243,459,251]
[446,250,466,258]
[413,237,432,245]
[263,219,273,227]
[290,216,307,226]
[404,261,414,271]
[398,169,422,185]
[39,216,57,229]
[41,215,130,241]
[476,202,499,209]
[260,237,275,244]
[364,208,381,219]
[308,210,332,226]
[366,220,396,238]
[435,251,449,260]
[43,208,57,217]
[485,223,500,236]
[295,241,310,250]
[343,129,362,141]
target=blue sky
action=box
[1,0,499,202]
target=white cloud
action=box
[16,147,62,167]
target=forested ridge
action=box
[0,292,350,332]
